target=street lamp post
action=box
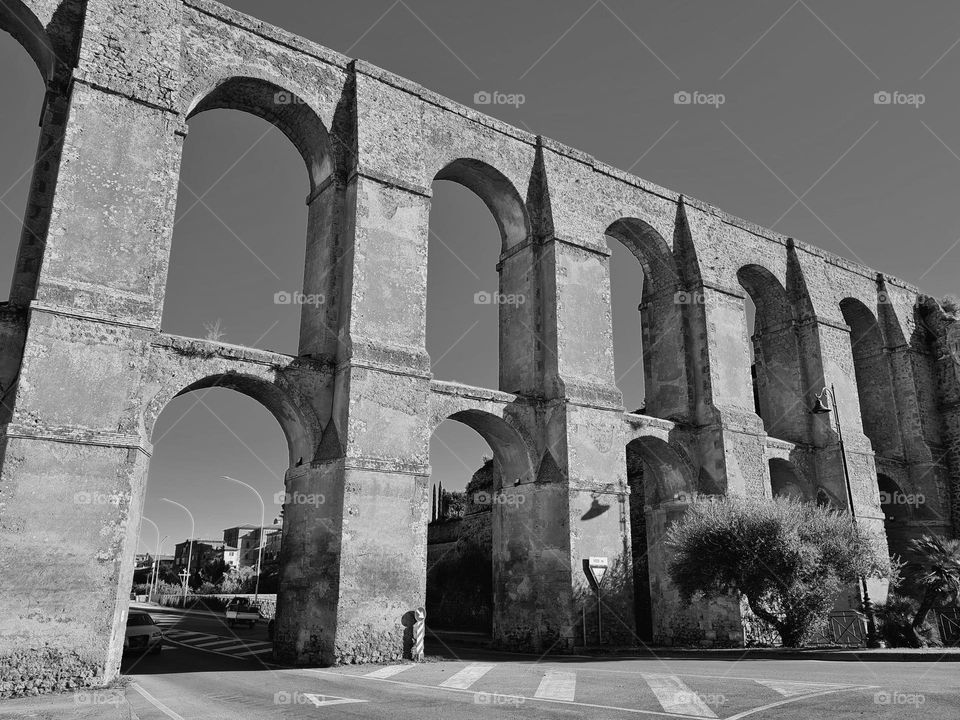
[812,385,880,647]
[221,476,265,601]
[140,516,161,599]
[140,516,167,600]
[163,498,195,606]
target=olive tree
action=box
[667,495,887,647]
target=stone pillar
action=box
[0,0,182,689]
[275,168,433,665]
[535,209,636,647]
[686,281,769,497]
[807,314,889,605]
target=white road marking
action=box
[535,670,577,701]
[754,679,848,697]
[130,682,185,720]
[365,664,416,679]
[641,674,717,718]
[198,642,252,653]
[723,686,876,720]
[190,638,253,648]
[234,646,275,657]
[302,693,368,707]
[439,663,495,689]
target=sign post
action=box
[583,557,608,645]
[413,607,425,661]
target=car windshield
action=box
[127,613,155,627]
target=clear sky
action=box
[2,1,960,547]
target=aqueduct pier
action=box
[1,0,958,691]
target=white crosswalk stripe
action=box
[365,665,416,679]
[439,663,495,689]
[534,670,576,701]
[162,629,274,660]
[641,674,718,718]
[234,646,275,657]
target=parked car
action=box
[225,597,261,628]
[124,612,162,654]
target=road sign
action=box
[587,556,608,587]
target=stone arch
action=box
[625,435,695,642]
[184,74,335,193]
[434,409,535,488]
[171,74,340,357]
[434,158,530,252]
[605,218,679,293]
[605,219,687,419]
[145,372,317,468]
[840,297,902,459]
[737,264,808,443]
[769,458,810,501]
[428,160,534,392]
[0,1,56,83]
[427,407,535,639]
[877,473,912,560]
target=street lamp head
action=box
[811,387,833,415]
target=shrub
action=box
[667,495,887,647]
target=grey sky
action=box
[2,1,959,546]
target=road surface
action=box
[119,604,959,719]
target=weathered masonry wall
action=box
[0,0,957,694]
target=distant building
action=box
[173,539,227,574]
[238,521,283,568]
[222,525,259,553]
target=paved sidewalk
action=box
[0,688,133,719]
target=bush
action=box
[667,495,887,647]
[875,594,939,648]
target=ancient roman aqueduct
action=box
[1,0,959,690]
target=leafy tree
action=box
[667,495,887,647]
[907,535,960,639]
[220,566,257,594]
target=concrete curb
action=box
[427,633,960,662]
[569,647,960,662]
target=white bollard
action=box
[413,607,426,662]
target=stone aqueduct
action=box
[1,0,959,688]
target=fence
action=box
[152,593,277,619]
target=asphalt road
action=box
[121,604,960,719]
